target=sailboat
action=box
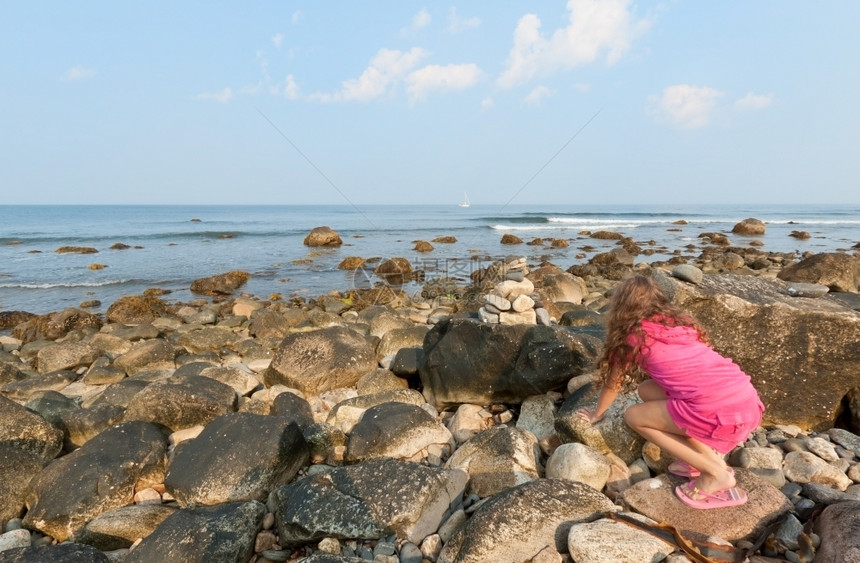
[459,192,470,208]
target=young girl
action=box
[577,275,764,509]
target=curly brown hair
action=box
[597,275,709,390]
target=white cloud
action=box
[524,85,556,106]
[405,63,482,103]
[312,47,428,102]
[735,92,773,110]
[401,8,432,36]
[447,7,480,33]
[649,84,723,129]
[481,97,494,110]
[272,33,284,48]
[291,10,302,24]
[61,66,96,82]
[498,0,651,89]
[197,88,233,103]
[284,74,299,100]
[572,82,591,93]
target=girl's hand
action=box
[576,408,605,424]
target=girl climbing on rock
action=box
[577,275,765,509]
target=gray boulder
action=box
[124,500,265,563]
[813,500,860,562]
[270,458,467,545]
[375,326,430,362]
[36,341,99,374]
[419,319,602,409]
[304,226,343,247]
[165,412,308,506]
[123,375,237,432]
[189,270,251,296]
[175,326,242,355]
[345,402,453,463]
[621,470,792,543]
[654,272,860,430]
[270,390,315,429]
[0,395,63,464]
[444,425,540,498]
[326,389,426,433]
[112,338,175,375]
[777,252,859,293]
[78,504,178,550]
[438,478,615,563]
[0,370,78,402]
[0,445,43,522]
[264,326,377,395]
[0,543,109,562]
[23,421,167,542]
[555,381,645,465]
[59,402,126,450]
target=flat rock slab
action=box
[621,470,793,542]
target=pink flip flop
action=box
[675,480,748,509]
[667,460,700,478]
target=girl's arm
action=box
[576,384,620,423]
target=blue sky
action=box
[2,1,858,205]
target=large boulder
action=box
[0,445,44,522]
[654,273,860,430]
[732,217,766,235]
[0,370,78,402]
[111,338,176,375]
[105,295,169,324]
[0,543,110,562]
[444,425,540,498]
[419,319,602,409]
[374,257,413,285]
[813,500,860,562]
[345,402,454,463]
[622,471,792,543]
[264,326,377,395]
[777,252,860,293]
[303,226,343,247]
[165,412,308,506]
[438,478,615,563]
[124,501,265,563]
[536,272,585,305]
[175,326,242,355]
[12,308,103,344]
[0,395,64,464]
[556,381,645,465]
[190,270,251,296]
[78,504,178,551]
[23,421,167,542]
[123,376,237,432]
[270,458,467,546]
[36,341,100,374]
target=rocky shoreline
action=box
[1,221,859,562]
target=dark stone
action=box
[23,421,167,542]
[123,375,237,432]
[270,391,315,429]
[165,412,308,506]
[123,501,265,563]
[419,318,602,409]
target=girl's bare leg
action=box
[637,379,667,402]
[625,400,735,493]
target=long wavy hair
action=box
[597,275,709,390]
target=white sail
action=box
[459,192,470,208]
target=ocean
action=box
[1,204,858,316]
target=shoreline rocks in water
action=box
[0,242,859,561]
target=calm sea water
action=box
[1,204,858,316]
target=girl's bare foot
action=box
[692,466,736,494]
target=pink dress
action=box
[635,319,765,453]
